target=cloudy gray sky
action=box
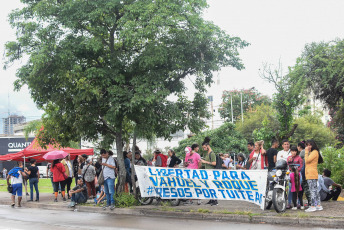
[1,0,344,132]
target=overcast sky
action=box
[1,0,344,131]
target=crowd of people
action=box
[4,137,342,212]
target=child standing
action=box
[290,166,304,210]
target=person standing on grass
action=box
[25,159,40,202]
[305,139,323,212]
[51,159,67,202]
[3,168,7,179]
[61,154,73,199]
[7,162,27,207]
[82,158,96,199]
[101,149,116,210]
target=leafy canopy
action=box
[5,0,249,149]
[174,122,247,158]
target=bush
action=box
[291,115,336,149]
[318,146,344,185]
[115,193,140,208]
[174,122,247,158]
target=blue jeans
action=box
[29,178,39,201]
[103,178,115,206]
[72,192,87,204]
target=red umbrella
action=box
[43,150,69,160]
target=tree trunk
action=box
[131,129,137,198]
[115,128,126,193]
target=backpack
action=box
[158,154,168,167]
[209,152,224,169]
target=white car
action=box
[37,166,48,178]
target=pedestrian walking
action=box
[7,162,27,207]
[25,159,40,202]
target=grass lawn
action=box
[0,178,53,193]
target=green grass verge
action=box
[0,178,54,193]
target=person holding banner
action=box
[201,137,218,206]
[248,140,267,170]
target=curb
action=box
[0,200,343,228]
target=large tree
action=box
[260,62,306,141]
[291,39,344,146]
[5,0,248,191]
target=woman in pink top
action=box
[185,144,202,169]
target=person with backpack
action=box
[305,139,323,212]
[154,150,168,167]
[82,159,96,199]
[201,137,218,206]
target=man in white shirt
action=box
[277,139,291,162]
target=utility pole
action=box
[241,91,244,123]
[208,96,214,129]
[231,94,233,123]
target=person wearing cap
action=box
[154,150,168,167]
[82,158,96,198]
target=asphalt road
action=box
[0,205,336,230]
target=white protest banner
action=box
[135,166,268,209]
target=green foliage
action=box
[260,62,306,140]
[5,0,248,191]
[115,193,140,208]
[23,120,42,140]
[219,88,271,121]
[290,39,344,146]
[235,104,280,144]
[5,0,248,146]
[174,122,247,158]
[318,147,344,185]
[290,114,336,149]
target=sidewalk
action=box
[0,191,343,228]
